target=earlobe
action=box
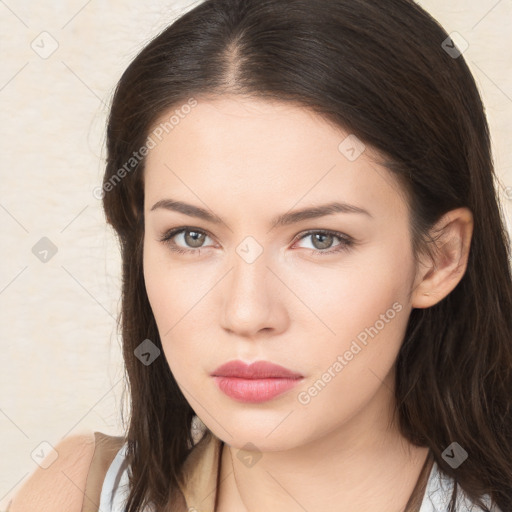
[411,207,474,309]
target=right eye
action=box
[159,227,216,255]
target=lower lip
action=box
[212,376,302,403]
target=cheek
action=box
[291,269,412,428]
[143,239,196,329]
[294,242,414,334]
[142,243,217,379]
[290,244,415,384]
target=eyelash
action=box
[158,227,355,257]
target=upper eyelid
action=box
[163,226,216,243]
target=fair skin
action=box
[142,95,473,512]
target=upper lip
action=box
[211,360,303,379]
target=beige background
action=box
[0,0,511,506]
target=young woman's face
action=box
[143,95,420,452]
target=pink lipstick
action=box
[210,360,303,403]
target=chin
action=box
[207,413,312,452]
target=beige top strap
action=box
[177,431,223,512]
[81,431,125,512]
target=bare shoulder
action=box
[7,431,97,512]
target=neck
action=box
[219,435,430,512]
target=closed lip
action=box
[210,360,303,379]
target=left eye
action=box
[294,230,353,254]
[159,228,354,256]
[159,228,214,254]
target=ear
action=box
[411,207,473,309]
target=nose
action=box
[220,247,289,339]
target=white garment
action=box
[99,443,502,512]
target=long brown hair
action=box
[101,0,512,510]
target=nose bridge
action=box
[229,235,272,302]
[221,235,281,334]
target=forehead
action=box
[143,95,406,222]
[147,95,347,166]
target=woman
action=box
[8,0,512,511]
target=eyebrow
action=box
[150,198,373,230]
